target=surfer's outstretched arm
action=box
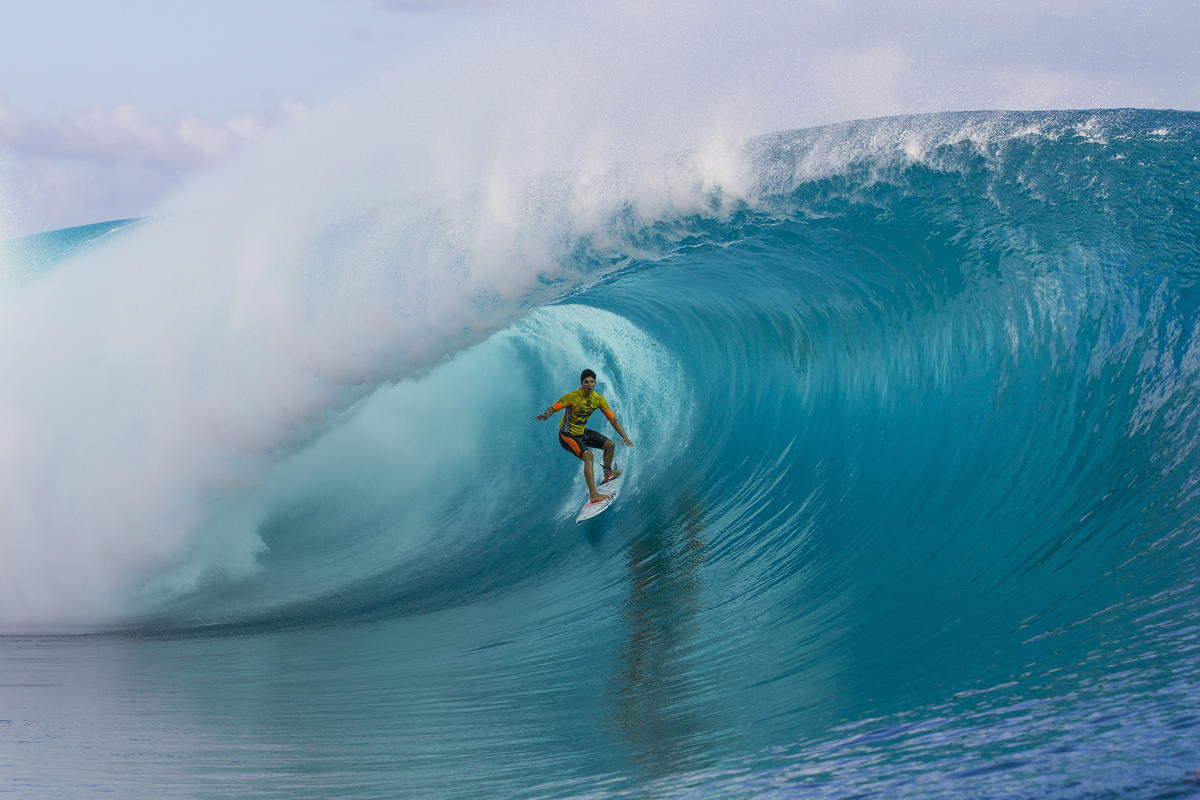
[535,400,566,421]
[602,408,634,447]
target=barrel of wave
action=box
[125,304,688,624]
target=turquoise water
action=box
[3,110,1200,798]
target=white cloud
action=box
[1,98,311,166]
[0,99,309,235]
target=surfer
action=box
[535,369,634,503]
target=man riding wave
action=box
[535,369,634,503]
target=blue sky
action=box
[1,0,463,118]
[0,0,472,235]
[1,0,1197,237]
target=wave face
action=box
[5,109,1200,797]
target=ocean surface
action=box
[2,109,1200,798]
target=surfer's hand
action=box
[535,412,548,421]
[622,437,634,447]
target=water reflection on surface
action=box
[613,492,710,779]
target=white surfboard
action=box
[575,473,622,523]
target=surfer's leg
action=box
[583,429,620,481]
[566,432,609,502]
[581,450,610,503]
[559,432,584,458]
[601,439,616,474]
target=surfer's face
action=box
[580,376,596,395]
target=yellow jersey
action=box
[553,389,616,436]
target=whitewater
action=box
[3,5,1200,796]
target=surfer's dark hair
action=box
[580,369,597,383]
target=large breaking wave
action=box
[4,108,1200,796]
[5,109,1198,630]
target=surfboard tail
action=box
[576,478,621,523]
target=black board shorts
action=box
[558,428,611,459]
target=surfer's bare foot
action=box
[590,492,612,504]
[603,468,621,482]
